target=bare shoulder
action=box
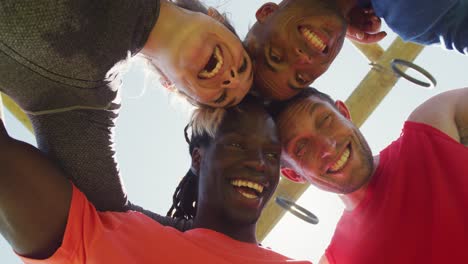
[408,88,468,144]
[319,254,330,264]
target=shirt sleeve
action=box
[371,0,468,55]
[431,0,468,54]
[18,185,97,264]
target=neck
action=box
[141,0,187,60]
[192,211,258,244]
[339,155,380,210]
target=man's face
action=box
[278,96,373,193]
[245,0,347,100]
[196,106,281,224]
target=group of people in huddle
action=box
[0,0,467,263]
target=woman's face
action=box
[157,10,253,108]
[195,104,281,225]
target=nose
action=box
[294,48,313,65]
[222,69,240,89]
[319,136,336,159]
[245,159,266,173]
[244,150,267,173]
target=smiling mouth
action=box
[198,45,224,79]
[327,145,351,173]
[230,179,265,199]
[298,26,329,54]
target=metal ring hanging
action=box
[391,59,437,88]
[275,196,319,224]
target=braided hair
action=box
[166,120,215,220]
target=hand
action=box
[346,6,387,44]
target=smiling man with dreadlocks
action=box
[0,95,312,263]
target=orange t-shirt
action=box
[20,185,311,264]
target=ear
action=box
[191,147,203,176]
[207,7,225,23]
[159,73,175,91]
[281,167,307,183]
[149,61,175,91]
[335,100,352,120]
[256,2,279,23]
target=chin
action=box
[226,210,261,225]
[255,82,295,101]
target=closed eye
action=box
[238,57,248,73]
[269,46,283,63]
[213,89,227,104]
[319,113,333,128]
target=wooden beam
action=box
[256,37,424,241]
[350,41,385,62]
[0,93,4,121]
[347,38,424,127]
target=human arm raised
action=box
[408,87,468,146]
[0,116,71,259]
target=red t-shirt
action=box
[326,122,468,263]
[20,185,311,264]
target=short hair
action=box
[268,87,335,121]
[167,95,270,220]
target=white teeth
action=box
[238,189,257,199]
[301,28,326,52]
[230,179,264,194]
[198,46,224,79]
[329,147,350,172]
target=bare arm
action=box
[0,116,71,259]
[408,87,468,146]
[319,254,330,264]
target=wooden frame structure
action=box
[0,37,424,242]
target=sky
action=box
[1,0,467,263]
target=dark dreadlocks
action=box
[166,122,213,220]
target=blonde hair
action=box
[190,106,227,138]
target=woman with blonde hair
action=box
[0,0,252,213]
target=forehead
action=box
[218,107,279,142]
[278,96,330,131]
[283,96,326,117]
